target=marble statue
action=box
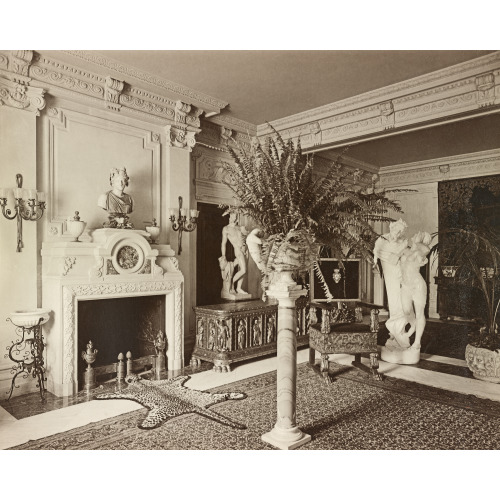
[400,231,432,351]
[98,167,134,228]
[374,218,409,348]
[375,219,432,364]
[220,211,251,300]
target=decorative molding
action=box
[308,121,322,146]
[62,257,76,277]
[256,51,500,151]
[0,51,212,128]
[175,100,191,124]
[8,50,34,84]
[104,76,124,111]
[379,148,500,188]
[166,125,197,151]
[29,64,105,98]
[0,53,8,70]
[165,257,180,272]
[207,113,257,135]
[220,126,233,146]
[195,152,233,184]
[0,75,45,115]
[62,50,228,113]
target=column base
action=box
[262,425,311,450]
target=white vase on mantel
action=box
[66,211,87,242]
[145,218,161,244]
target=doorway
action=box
[196,202,234,306]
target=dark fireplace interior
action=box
[78,295,165,386]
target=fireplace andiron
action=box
[81,340,98,391]
[152,330,168,380]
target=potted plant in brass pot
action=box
[431,226,500,382]
[221,126,408,297]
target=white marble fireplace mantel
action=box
[41,229,184,397]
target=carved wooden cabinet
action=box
[191,297,309,372]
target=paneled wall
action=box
[42,103,161,237]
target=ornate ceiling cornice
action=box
[379,148,500,188]
[207,113,257,135]
[256,51,500,152]
[0,51,205,132]
[62,50,229,114]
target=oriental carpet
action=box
[10,362,500,450]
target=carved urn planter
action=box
[465,344,500,383]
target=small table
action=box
[308,301,383,383]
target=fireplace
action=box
[42,228,184,397]
[77,295,165,388]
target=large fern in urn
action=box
[221,126,407,295]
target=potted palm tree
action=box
[432,226,500,382]
[221,127,407,297]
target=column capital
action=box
[0,75,45,115]
[165,125,198,152]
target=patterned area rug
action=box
[10,363,500,450]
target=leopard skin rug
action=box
[95,374,247,430]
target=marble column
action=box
[262,272,310,450]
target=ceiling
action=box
[93,50,494,125]
[45,49,500,169]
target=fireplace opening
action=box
[78,295,165,387]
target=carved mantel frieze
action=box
[0,75,46,115]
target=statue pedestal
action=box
[380,345,420,365]
[261,279,311,450]
[221,290,252,302]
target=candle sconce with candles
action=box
[0,174,46,252]
[169,196,199,255]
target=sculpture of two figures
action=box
[219,211,252,301]
[374,219,432,364]
[98,167,134,229]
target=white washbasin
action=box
[9,308,51,327]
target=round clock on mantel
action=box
[112,241,145,274]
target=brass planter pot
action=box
[465,344,500,383]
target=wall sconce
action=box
[0,174,46,252]
[169,196,199,255]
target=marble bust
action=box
[98,168,134,228]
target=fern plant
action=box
[221,127,409,293]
